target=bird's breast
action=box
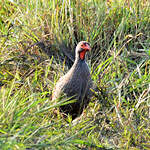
[53,61,91,101]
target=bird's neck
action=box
[75,56,86,63]
[75,51,86,62]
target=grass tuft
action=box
[0,0,150,149]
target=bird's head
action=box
[75,41,91,60]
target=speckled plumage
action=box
[52,41,92,119]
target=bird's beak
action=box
[86,44,91,51]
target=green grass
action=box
[0,0,150,149]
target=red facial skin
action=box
[79,43,91,60]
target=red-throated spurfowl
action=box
[52,41,93,119]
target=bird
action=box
[52,41,93,119]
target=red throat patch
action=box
[79,50,86,60]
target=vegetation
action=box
[0,0,150,149]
